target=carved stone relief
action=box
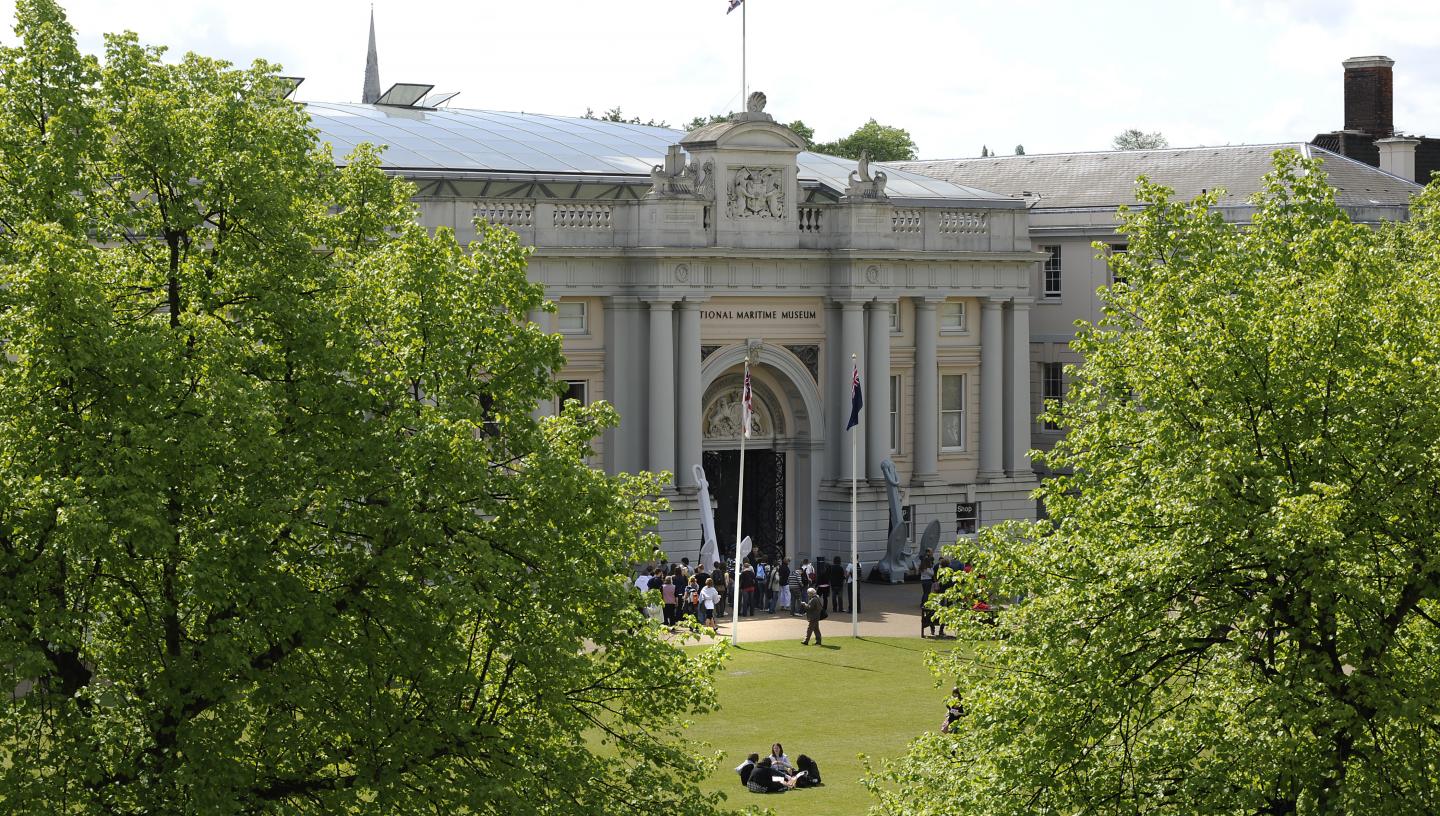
[727,167,786,219]
[701,345,721,362]
[783,344,819,384]
[703,386,777,440]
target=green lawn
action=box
[688,636,956,816]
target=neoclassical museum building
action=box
[303,90,1044,565]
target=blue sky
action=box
[7,0,1439,158]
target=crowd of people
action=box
[735,743,822,794]
[632,551,860,632]
[918,548,994,638]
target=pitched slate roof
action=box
[890,143,1421,210]
[304,102,1015,206]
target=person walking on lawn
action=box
[801,587,824,646]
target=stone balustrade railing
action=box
[937,210,987,235]
[798,206,824,233]
[474,200,534,228]
[892,208,923,233]
[553,203,613,230]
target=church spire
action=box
[362,7,381,104]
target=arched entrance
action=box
[699,343,825,564]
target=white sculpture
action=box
[695,464,720,571]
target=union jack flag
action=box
[741,361,754,438]
[727,0,744,13]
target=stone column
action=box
[911,299,939,483]
[603,296,646,475]
[865,301,893,480]
[1006,299,1033,477]
[838,300,866,483]
[675,300,702,491]
[979,297,1006,479]
[647,300,676,477]
[824,301,843,479]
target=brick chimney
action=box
[1343,56,1395,138]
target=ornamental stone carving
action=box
[843,150,889,201]
[646,144,699,198]
[695,159,716,201]
[727,167,786,219]
[703,387,774,439]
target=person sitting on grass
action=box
[746,756,795,793]
[736,753,760,786]
[768,742,794,775]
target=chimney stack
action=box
[1376,137,1419,182]
[1342,56,1394,138]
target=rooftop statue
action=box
[844,150,889,201]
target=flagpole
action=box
[850,353,859,638]
[731,354,751,646]
[741,0,747,105]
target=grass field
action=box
[687,636,957,816]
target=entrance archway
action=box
[699,343,825,564]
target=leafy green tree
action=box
[1013,144,1025,155]
[871,151,1440,814]
[0,3,726,814]
[1112,127,1169,150]
[582,105,669,127]
[811,118,918,162]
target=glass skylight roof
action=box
[304,102,1013,204]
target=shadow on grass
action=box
[733,644,880,672]
[854,637,939,654]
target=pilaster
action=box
[676,300,703,491]
[647,300,677,476]
[911,298,939,483]
[865,300,893,480]
[980,297,1006,479]
[1006,298,1033,477]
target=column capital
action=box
[676,298,703,312]
[912,296,943,308]
[647,298,678,312]
[605,295,646,310]
[1009,297,1036,310]
[837,299,867,313]
[983,296,1008,309]
[864,299,895,311]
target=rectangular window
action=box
[1108,243,1128,287]
[556,301,588,334]
[940,374,965,449]
[902,505,915,543]
[1042,245,1062,298]
[940,301,966,332]
[956,502,980,536]
[1042,362,1064,431]
[885,302,900,333]
[564,380,588,407]
[889,375,901,453]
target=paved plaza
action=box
[678,581,933,645]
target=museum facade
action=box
[303,94,1044,565]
